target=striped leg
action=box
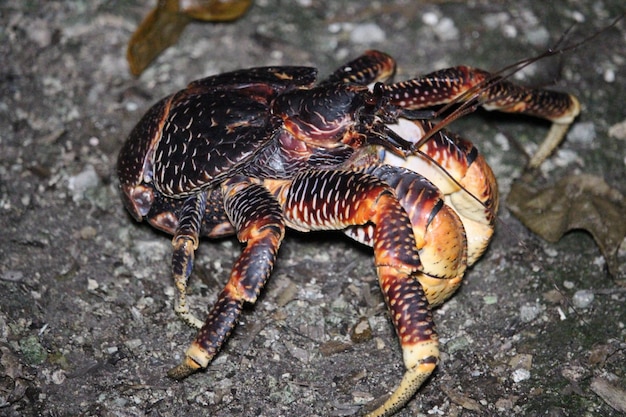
[168,177,285,379]
[345,164,468,307]
[264,170,438,417]
[384,66,580,167]
[171,192,208,329]
[381,121,499,266]
[324,50,396,86]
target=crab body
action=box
[118,51,579,416]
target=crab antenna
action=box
[410,101,481,152]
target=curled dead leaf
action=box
[507,173,625,276]
[127,0,252,76]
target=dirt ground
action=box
[1,1,625,416]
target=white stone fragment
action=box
[350,22,386,44]
[520,303,542,323]
[572,289,594,309]
[87,278,99,291]
[568,121,597,144]
[512,368,531,383]
[67,165,100,202]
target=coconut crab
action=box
[117,50,579,416]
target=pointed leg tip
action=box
[363,360,437,417]
[167,357,202,380]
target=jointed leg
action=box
[171,192,208,329]
[368,189,440,417]
[368,266,438,417]
[384,66,579,122]
[264,170,439,417]
[384,66,580,167]
[168,177,285,379]
[324,50,396,86]
[344,164,468,306]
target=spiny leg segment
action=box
[171,192,208,329]
[344,164,468,306]
[383,65,580,168]
[264,169,439,417]
[323,49,396,86]
[168,177,285,379]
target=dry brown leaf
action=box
[590,377,626,412]
[507,173,625,276]
[127,0,252,76]
[442,385,483,412]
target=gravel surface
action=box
[1,1,625,416]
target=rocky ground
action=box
[1,1,625,416]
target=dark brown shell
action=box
[118,66,318,198]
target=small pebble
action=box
[374,337,385,350]
[422,12,439,26]
[483,294,498,305]
[350,23,386,44]
[561,365,587,382]
[284,340,309,363]
[1,270,24,282]
[433,17,459,41]
[125,101,138,112]
[447,335,471,354]
[511,368,531,383]
[51,369,66,385]
[509,353,533,370]
[519,304,541,323]
[568,121,596,144]
[563,280,575,289]
[87,278,99,291]
[525,26,550,46]
[572,289,594,309]
[495,397,515,411]
[79,226,97,240]
[27,19,53,48]
[67,165,100,202]
[124,338,143,350]
[608,119,626,140]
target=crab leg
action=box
[377,120,499,266]
[171,192,209,329]
[384,66,580,122]
[324,49,396,85]
[384,66,580,167]
[345,164,468,306]
[168,177,285,379]
[264,170,438,417]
